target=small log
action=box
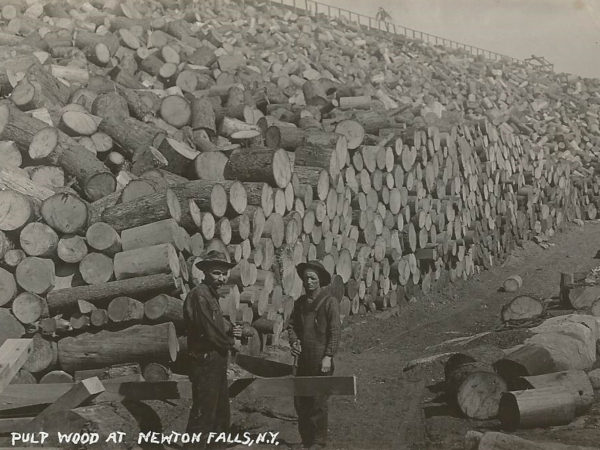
[59,110,99,137]
[158,137,199,176]
[160,95,191,128]
[22,333,56,374]
[0,267,17,306]
[79,252,114,285]
[501,295,544,322]
[19,222,58,257]
[40,192,89,235]
[57,235,88,264]
[86,222,121,256]
[90,309,109,328]
[0,140,22,168]
[3,249,26,270]
[29,127,116,201]
[142,362,171,382]
[0,309,25,347]
[98,115,166,160]
[0,190,36,231]
[39,370,73,384]
[12,292,48,325]
[15,256,55,295]
[107,296,144,323]
[502,275,522,293]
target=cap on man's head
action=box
[194,250,235,271]
[296,260,331,286]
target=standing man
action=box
[287,261,341,450]
[183,249,242,449]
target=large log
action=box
[514,370,593,414]
[57,322,178,372]
[498,387,577,430]
[224,147,291,188]
[121,218,188,252]
[493,344,558,380]
[99,189,181,232]
[144,294,183,327]
[113,243,180,280]
[444,357,507,420]
[46,273,181,314]
[41,192,89,235]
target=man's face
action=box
[205,266,230,289]
[302,269,321,293]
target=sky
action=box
[322,0,600,78]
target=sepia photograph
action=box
[0,0,599,449]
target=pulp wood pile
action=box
[0,0,599,395]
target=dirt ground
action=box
[220,221,600,450]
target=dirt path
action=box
[236,221,600,450]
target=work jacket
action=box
[287,288,341,370]
[183,283,234,358]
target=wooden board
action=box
[228,376,357,398]
[0,339,32,395]
[0,380,193,414]
[21,377,105,432]
[233,354,293,378]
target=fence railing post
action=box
[262,0,522,64]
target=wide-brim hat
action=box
[194,250,235,271]
[296,260,331,286]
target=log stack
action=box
[0,0,599,427]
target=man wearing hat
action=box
[287,260,341,449]
[183,249,242,449]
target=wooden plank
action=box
[0,417,30,434]
[233,354,293,378]
[228,376,357,398]
[21,377,105,432]
[0,380,192,414]
[0,339,33,395]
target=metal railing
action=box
[237,0,524,65]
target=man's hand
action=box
[233,324,243,339]
[290,341,301,357]
[233,339,243,352]
[321,356,332,373]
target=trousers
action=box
[293,360,334,447]
[185,351,230,449]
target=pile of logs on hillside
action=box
[0,0,599,412]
